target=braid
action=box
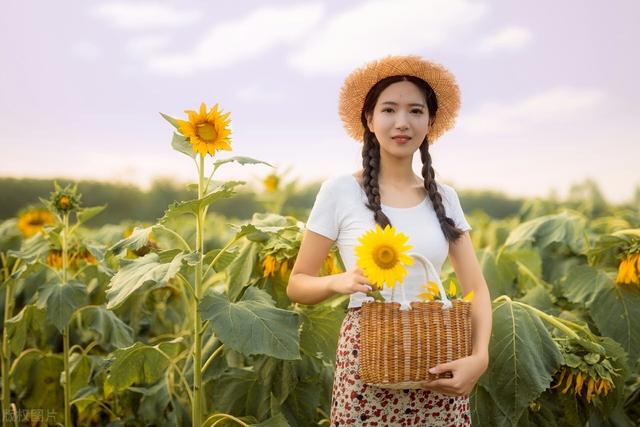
[362,129,392,228]
[419,140,464,242]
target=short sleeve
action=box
[441,184,472,232]
[305,179,340,240]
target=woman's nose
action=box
[395,113,409,129]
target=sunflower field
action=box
[1,102,640,426]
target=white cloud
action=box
[236,84,284,104]
[287,0,487,75]
[70,41,101,61]
[475,25,532,54]
[146,3,325,75]
[458,86,606,135]
[125,35,170,57]
[91,2,199,30]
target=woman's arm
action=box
[288,229,373,305]
[448,231,492,367]
[287,230,340,305]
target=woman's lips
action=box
[393,137,411,144]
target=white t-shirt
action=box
[305,173,472,308]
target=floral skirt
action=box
[330,308,472,426]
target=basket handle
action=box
[390,252,453,310]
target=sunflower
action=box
[418,280,474,302]
[17,208,54,238]
[263,173,279,193]
[47,249,64,269]
[323,253,343,275]
[417,281,440,301]
[50,183,81,215]
[551,366,614,403]
[176,102,232,157]
[354,224,413,288]
[616,252,640,285]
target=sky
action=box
[1,0,638,203]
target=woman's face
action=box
[366,80,433,159]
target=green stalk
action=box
[192,154,206,426]
[62,213,71,427]
[1,252,14,421]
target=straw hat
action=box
[338,55,461,144]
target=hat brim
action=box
[338,55,461,143]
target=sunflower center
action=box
[196,123,218,141]
[373,245,398,269]
[59,196,70,208]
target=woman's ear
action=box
[365,112,373,131]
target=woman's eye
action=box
[412,109,424,114]
[382,108,394,113]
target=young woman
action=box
[287,55,492,426]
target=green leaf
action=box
[75,205,107,226]
[130,379,174,425]
[69,352,92,399]
[207,367,270,421]
[85,243,107,264]
[158,181,244,224]
[280,378,322,425]
[108,226,154,255]
[7,232,49,264]
[36,281,88,332]
[504,211,587,254]
[251,413,290,427]
[470,384,515,426]
[479,297,563,425]
[77,306,134,350]
[517,285,556,314]
[199,287,300,360]
[11,351,64,418]
[226,240,260,302]
[212,156,274,173]
[298,304,345,364]
[228,222,301,242]
[253,356,298,406]
[106,252,186,309]
[160,112,180,130]
[106,338,185,391]
[201,247,238,273]
[562,265,640,364]
[5,304,46,356]
[171,132,195,158]
[478,248,518,298]
[227,223,270,242]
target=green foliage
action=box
[2,174,640,425]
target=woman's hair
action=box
[359,75,465,243]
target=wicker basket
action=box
[359,253,473,389]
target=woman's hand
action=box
[422,353,489,397]
[330,265,376,295]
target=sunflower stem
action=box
[1,253,15,421]
[192,153,206,426]
[62,212,72,427]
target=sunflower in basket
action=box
[418,279,474,302]
[354,224,413,292]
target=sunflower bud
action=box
[50,183,81,215]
